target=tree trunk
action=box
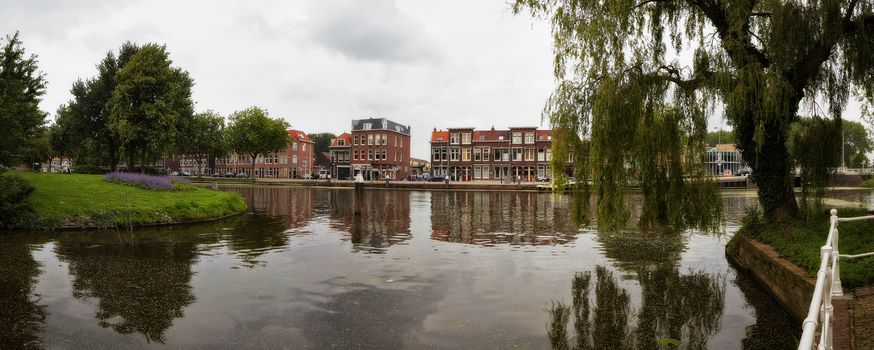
[736,114,799,221]
[251,153,257,179]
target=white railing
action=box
[798,209,874,350]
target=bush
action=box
[0,175,35,228]
[73,164,109,174]
[104,172,172,190]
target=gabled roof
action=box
[287,129,312,143]
[330,132,352,147]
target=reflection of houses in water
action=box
[326,190,412,253]
[430,191,579,245]
[233,186,314,228]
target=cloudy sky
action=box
[2,0,558,159]
[2,0,866,159]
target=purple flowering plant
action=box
[104,172,173,190]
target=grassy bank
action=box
[736,208,874,290]
[7,172,246,229]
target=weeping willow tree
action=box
[515,0,874,227]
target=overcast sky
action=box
[2,0,559,159]
[2,0,866,159]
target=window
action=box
[353,135,359,145]
[546,149,552,161]
[512,132,522,144]
[483,147,490,161]
[368,150,373,160]
[473,148,481,161]
[433,148,440,162]
[513,148,523,161]
[462,133,471,144]
[441,149,448,161]
[474,166,482,179]
[382,133,387,145]
[538,148,545,161]
[450,148,460,161]
[382,150,387,160]
[353,150,358,160]
[293,155,298,164]
[292,143,298,151]
[462,148,471,161]
[302,143,307,151]
[368,134,374,145]
[363,123,372,130]
[450,133,460,144]
[338,138,345,146]
[524,148,535,161]
[524,132,535,144]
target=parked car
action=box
[211,172,222,177]
[224,171,236,178]
[301,174,313,179]
[536,175,550,182]
[734,168,752,176]
[170,171,180,176]
[429,176,446,182]
[236,172,248,178]
[180,171,192,176]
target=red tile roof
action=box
[431,131,449,142]
[287,129,312,142]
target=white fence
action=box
[798,209,874,350]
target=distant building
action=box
[410,158,430,176]
[329,133,352,180]
[215,129,314,178]
[430,126,570,181]
[41,157,74,173]
[706,143,746,176]
[314,151,332,177]
[334,118,411,180]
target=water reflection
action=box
[220,215,289,267]
[548,266,725,350]
[327,190,412,253]
[430,191,580,245]
[54,234,198,343]
[233,186,314,228]
[0,237,46,349]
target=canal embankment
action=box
[727,208,874,350]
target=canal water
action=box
[4,186,843,349]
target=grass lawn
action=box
[8,172,246,229]
[743,208,874,290]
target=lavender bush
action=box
[104,172,173,190]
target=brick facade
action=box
[337,118,411,180]
[430,126,570,182]
[215,129,314,178]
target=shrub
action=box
[73,164,109,174]
[104,172,172,190]
[0,175,35,228]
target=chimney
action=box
[433,127,437,132]
[491,125,495,131]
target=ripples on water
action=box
[0,186,831,349]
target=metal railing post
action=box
[830,210,844,297]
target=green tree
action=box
[839,120,872,168]
[225,107,289,177]
[181,111,226,174]
[515,1,874,224]
[705,129,735,147]
[56,42,142,171]
[309,132,337,153]
[0,32,47,167]
[109,43,194,173]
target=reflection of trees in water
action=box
[228,186,314,228]
[548,266,725,350]
[55,236,198,343]
[596,231,687,272]
[0,238,46,349]
[221,214,289,267]
[327,190,412,253]
[430,191,579,245]
[730,271,799,349]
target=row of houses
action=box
[42,116,747,181]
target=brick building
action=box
[288,130,314,178]
[329,133,352,180]
[216,129,314,178]
[337,118,411,180]
[430,126,569,182]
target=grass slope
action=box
[742,208,874,290]
[10,172,246,229]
